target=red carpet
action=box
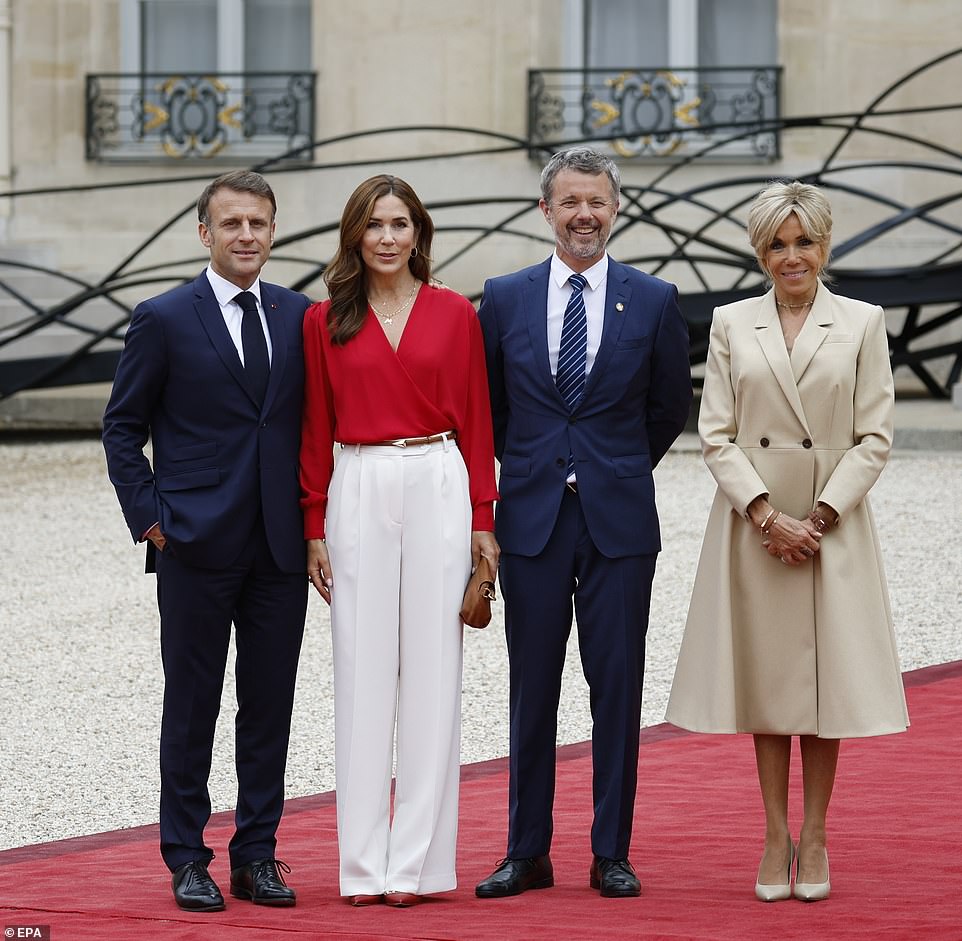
[3,662,960,940]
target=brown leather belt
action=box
[363,430,457,449]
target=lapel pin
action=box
[615,302,624,312]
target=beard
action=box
[555,224,609,261]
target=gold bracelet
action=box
[759,509,776,534]
[761,511,781,535]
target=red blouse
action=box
[299,283,498,538]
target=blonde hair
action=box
[747,181,832,280]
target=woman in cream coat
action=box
[666,181,908,903]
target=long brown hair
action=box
[324,175,434,344]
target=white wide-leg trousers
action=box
[326,436,471,896]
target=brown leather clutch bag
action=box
[460,556,497,629]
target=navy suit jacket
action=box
[103,272,310,574]
[479,257,692,559]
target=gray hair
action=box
[197,170,277,228]
[747,180,833,279]
[540,148,621,204]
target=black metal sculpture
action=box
[1,49,959,401]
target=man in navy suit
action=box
[103,170,310,912]
[475,148,691,899]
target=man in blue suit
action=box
[103,171,310,912]
[475,149,692,899]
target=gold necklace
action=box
[369,282,419,325]
[775,295,815,310]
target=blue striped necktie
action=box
[556,272,588,409]
[556,272,588,478]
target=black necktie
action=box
[556,273,588,478]
[235,291,269,405]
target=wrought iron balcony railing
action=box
[85,72,316,162]
[528,66,781,160]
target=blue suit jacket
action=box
[103,272,310,573]
[479,257,692,558]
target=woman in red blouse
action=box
[300,175,499,907]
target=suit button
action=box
[802,438,813,448]
[555,458,565,467]
[760,437,770,448]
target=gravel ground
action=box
[1,435,960,852]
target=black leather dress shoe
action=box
[172,860,225,912]
[230,858,297,906]
[590,856,641,897]
[475,855,554,898]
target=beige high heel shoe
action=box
[794,849,830,901]
[755,842,796,902]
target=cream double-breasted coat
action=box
[666,284,909,738]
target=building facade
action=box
[1,0,960,392]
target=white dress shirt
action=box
[547,252,609,379]
[205,265,273,364]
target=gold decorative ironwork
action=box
[674,99,700,127]
[142,102,168,132]
[591,100,619,128]
[529,65,780,160]
[85,71,315,161]
[218,104,243,130]
[605,71,630,93]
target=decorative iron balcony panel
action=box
[85,72,316,162]
[528,66,781,160]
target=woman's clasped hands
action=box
[761,512,822,565]
[747,496,825,566]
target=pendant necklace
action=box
[369,282,419,325]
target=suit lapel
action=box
[192,273,260,407]
[523,260,564,405]
[790,283,832,383]
[754,290,811,433]
[582,259,630,403]
[260,283,288,413]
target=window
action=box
[580,0,776,70]
[536,0,779,159]
[90,0,315,161]
[122,0,311,74]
